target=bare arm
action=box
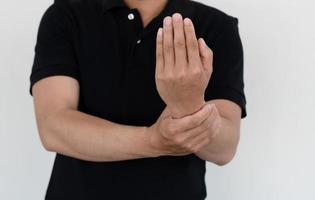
[33,13,243,164]
[32,76,160,162]
[32,74,218,163]
[155,14,243,166]
[194,99,241,165]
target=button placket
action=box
[128,13,135,20]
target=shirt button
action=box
[128,13,135,20]
[136,39,141,44]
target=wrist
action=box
[170,99,207,119]
[143,126,165,158]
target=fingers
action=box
[172,13,187,67]
[169,104,214,133]
[198,38,213,74]
[163,16,175,72]
[184,18,200,66]
[180,105,221,153]
[177,107,215,143]
[161,104,222,155]
[188,131,210,152]
[159,15,205,69]
[156,28,164,75]
[159,15,203,74]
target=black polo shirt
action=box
[29,0,247,199]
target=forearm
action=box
[40,109,160,162]
[195,116,240,165]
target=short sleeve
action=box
[29,3,79,96]
[204,17,247,118]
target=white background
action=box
[1,0,314,199]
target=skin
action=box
[31,0,242,165]
[155,15,211,118]
[151,12,242,164]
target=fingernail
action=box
[184,18,191,26]
[200,38,206,46]
[164,17,172,26]
[172,13,182,22]
[157,28,163,37]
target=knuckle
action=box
[165,44,173,52]
[174,39,185,48]
[192,43,199,50]
[174,136,183,145]
[157,51,163,58]
[163,73,173,81]
[167,124,177,136]
[184,143,191,150]
[191,68,202,77]
[156,74,164,81]
[189,41,198,50]
[192,146,199,153]
[170,75,178,82]
[176,71,186,80]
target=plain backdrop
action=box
[1,0,314,199]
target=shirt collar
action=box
[102,0,192,17]
[102,0,126,12]
[101,0,194,37]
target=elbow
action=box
[37,119,57,152]
[215,129,240,166]
[42,139,55,152]
[36,111,62,152]
[213,150,237,166]
[39,130,55,152]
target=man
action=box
[29,0,247,199]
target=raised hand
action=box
[155,13,213,119]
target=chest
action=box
[74,12,165,126]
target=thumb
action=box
[198,38,213,74]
